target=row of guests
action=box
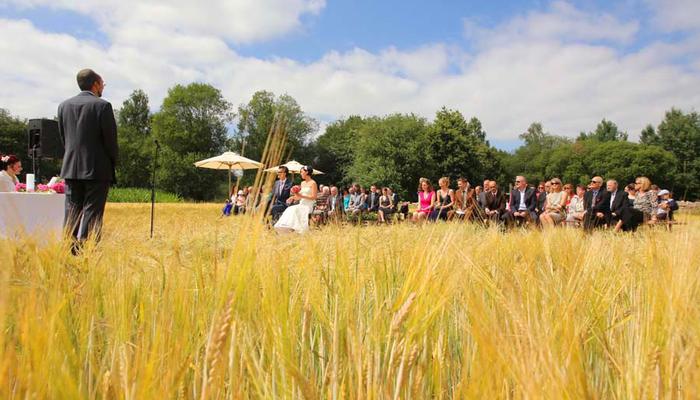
[0,154,22,192]
[265,165,677,232]
[409,175,676,231]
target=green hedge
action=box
[108,187,183,203]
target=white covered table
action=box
[0,192,65,238]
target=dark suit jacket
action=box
[583,189,607,213]
[483,190,505,213]
[58,91,118,182]
[606,189,628,217]
[535,190,547,214]
[389,193,399,212]
[366,191,381,212]
[272,178,292,205]
[508,188,537,213]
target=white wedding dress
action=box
[274,185,315,233]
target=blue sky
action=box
[1,0,699,150]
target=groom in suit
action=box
[58,68,118,249]
[270,166,292,223]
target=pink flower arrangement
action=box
[13,180,65,194]
[50,182,65,194]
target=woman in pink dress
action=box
[412,179,435,223]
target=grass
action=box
[1,204,699,398]
[107,187,182,203]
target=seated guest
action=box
[583,176,607,230]
[0,154,22,192]
[624,183,637,207]
[366,185,381,212]
[388,188,400,213]
[453,178,472,220]
[327,186,344,221]
[501,176,537,227]
[311,186,330,224]
[430,177,454,221]
[615,176,657,232]
[474,185,483,200]
[270,166,292,223]
[565,185,586,224]
[535,181,549,217]
[563,184,575,206]
[482,180,505,224]
[346,184,366,220]
[233,189,246,215]
[342,187,351,210]
[539,178,568,228]
[378,187,394,223]
[412,179,435,223]
[605,179,628,226]
[650,184,660,199]
[655,189,678,221]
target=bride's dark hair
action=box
[302,166,314,176]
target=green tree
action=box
[428,108,505,185]
[151,83,233,200]
[0,109,61,180]
[314,116,364,188]
[0,108,27,159]
[654,108,700,199]
[234,91,318,164]
[639,124,658,145]
[546,140,676,187]
[510,122,571,183]
[578,119,628,142]
[116,90,152,188]
[347,114,431,200]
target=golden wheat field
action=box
[1,203,699,399]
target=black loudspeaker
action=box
[28,118,64,159]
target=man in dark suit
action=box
[605,179,628,226]
[583,176,607,230]
[501,176,538,227]
[58,69,118,249]
[535,181,549,217]
[270,166,292,223]
[481,180,505,224]
[366,184,381,212]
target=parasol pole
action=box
[228,165,232,199]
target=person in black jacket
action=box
[58,69,118,248]
[270,166,293,223]
[582,176,607,230]
[605,179,628,226]
[501,176,538,227]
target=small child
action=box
[222,199,233,216]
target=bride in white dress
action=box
[274,165,318,234]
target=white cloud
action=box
[0,0,325,43]
[646,0,700,32]
[0,1,699,144]
[465,1,639,47]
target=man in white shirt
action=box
[501,175,537,227]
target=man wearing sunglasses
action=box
[502,175,538,227]
[582,176,607,230]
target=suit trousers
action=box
[64,179,110,241]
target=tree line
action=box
[1,83,699,200]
